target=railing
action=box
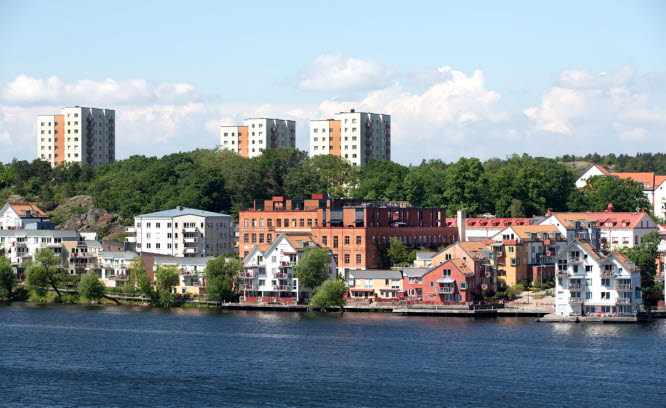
[182,227,199,233]
[616,283,632,291]
[243,271,257,279]
[556,270,568,278]
[569,283,583,290]
[569,297,583,304]
[274,285,292,291]
[616,297,632,305]
[241,284,258,290]
[435,287,454,294]
[601,270,614,277]
[184,248,198,254]
[183,237,199,243]
[278,262,295,268]
[275,272,290,279]
[568,257,582,264]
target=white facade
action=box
[554,240,642,316]
[38,106,115,167]
[241,234,336,302]
[575,165,608,188]
[0,203,50,230]
[127,207,235,258]
[220,118,295,158]
[0,229,99,276]
[98,251,138,287]
[652,179,666,219]
[309,110,390,167]
[153,256,215,295]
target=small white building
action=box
[98,251,138,287]
[575,164,611,188]
[152,255,216,295]
[126,206,235,258]
[241,233,336,303]
[0,202,51,230]
[554,239,642,316]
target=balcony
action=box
[616,297,632,305]
[435,287,454,294]
[569,283,583,290]
[569,297,583,304]
[243,271,257,279]
[182,227,199,233]
[241,283,258,291]
[273,284,292,291]
[556,270,568,278]
[275,272,290,279]
[568,257,582,264]
[184,237,199,243]
[125,236,136,243]
[616,283,632,291]
[125,227,136,233]
[601,270,615,277]
[278,261,295,268]
[184,248,198,254]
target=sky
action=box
[0,0,665,165]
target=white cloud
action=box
[557,66,635,89]
[298,53,396,92]
[0,75,199,106]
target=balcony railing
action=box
[616,283,632,291]
[435,287,454,294]
[273,285,292,291]
[275,272,291,279]
[601,270,614,277]
[184,248,198,254]
[556,270,568,278]
[243,271,257,279]
[569,297,583,304]
[568,257,582,264]
[616,297,632,305]
[569,283,583,290]
[183,237,199,243]
[182,227,199,233]
[241,283,258,291]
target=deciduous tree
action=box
[204,256,240,302]
[294,247,332,291]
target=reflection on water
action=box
[0,303,663,408]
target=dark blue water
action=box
[0,304,664,408]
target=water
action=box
[0,303,664,408]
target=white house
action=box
[575,164,611,188]
[539,213,601,247]
[98,251,138,287]
[152,255,216,295]
[554,239,641,316]
[0,202,52,230]
[241,233,336,304]
[126,206,235,258]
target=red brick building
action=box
[238,195,458,271]
[402,260,477,304]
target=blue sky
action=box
[1,0,665,165]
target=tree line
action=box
[0,149,658,222]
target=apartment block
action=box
[309,109,390,167]
[346,270,404,302]
[0,229,99,277]
[431,241,499,294]
[98,251,138,287]
[220,118,296,158]
[238,195,457,272]
[37,106,115,167]
[241,233,336,303]
[152,256,216,295]
[554,239,642,316]
[126,206,235,258]
[402,261,477,305]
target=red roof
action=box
[550,211,651,229]
[609,172,655,190]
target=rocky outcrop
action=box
[51,195,126,239]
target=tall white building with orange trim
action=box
[37,106,115,167]
[220,118,295,158]
[309,109,391,167]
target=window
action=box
[601,278,610,287]
[442,269,451,278]
[344,236,350,245]
[322,236,328,245]
[344,254,350,264]
[333,236,338,248]
[356,254,361,264]
[459,281,467,290]
[356,236,361,245]
[445,253,452,260]
[156,243,161,249]
[156,223,160,228]
[510,258,519,266]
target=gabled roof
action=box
[609,172,655,190]
[545,213,595,229]
[4,202,48,218]
[457,241,490,261]
[402,267,432,278]
[593,164,611,175]
[415,251,436,260]
[547,211,653,230]
[136,207,231,218]
[448,259,475,276]
[554,239,603,262]
[243,233,319,265]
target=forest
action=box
[0,149,658,222]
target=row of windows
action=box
[244,218,317,228]
[321,235,363,247]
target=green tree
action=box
[0,255,16,299]
[77,271,106,302]
[568,175,650,212]
[386,237,416,266]
[309,280,347,311]
[442,157,488,215]
[256,148,308,197]
[294,247,332,291]
[284,155,359,198]
[354,159,408,201]
[25,248,65,300]
[154,266,179,306]
[204,256,240,302]
[620,231,660,305]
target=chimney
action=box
[607,203,614,212]
[350,109,355,113]
[457,210,467,242]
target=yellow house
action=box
[347,270,404,301]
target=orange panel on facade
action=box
[238,126,248,158]
[53,115,65,165]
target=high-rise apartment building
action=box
[220,118,296,158]
[37,106,115,167]
[309,109,390,167]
